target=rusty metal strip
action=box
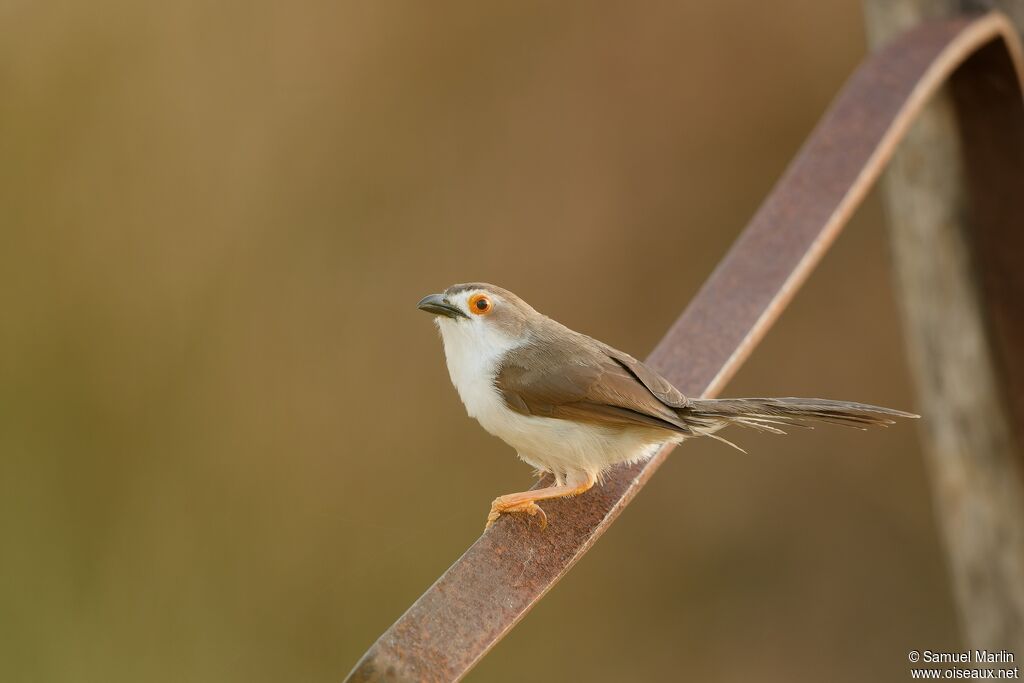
[346,13,1024,682]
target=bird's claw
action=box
[485,500,548,530]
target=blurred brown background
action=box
[0,1,960,681]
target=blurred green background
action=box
[0,1,959,681]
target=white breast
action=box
[436,318,676,483]
[436,317,520,425]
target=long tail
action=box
[677,397,918,451]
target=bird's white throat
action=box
[435,317,523,421]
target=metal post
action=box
[864,0,1024,652]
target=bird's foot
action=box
[485,498,548,530]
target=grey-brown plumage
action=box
[493,299,913,447]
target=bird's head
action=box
[417,283,537,347]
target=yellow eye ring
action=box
[468,293,493,315]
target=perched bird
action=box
[418,283,917,529]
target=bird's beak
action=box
[417,293,468,319]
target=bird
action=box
[417,282,917,529]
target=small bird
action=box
[418,283,917,529]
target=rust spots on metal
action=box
[345,12,1024,682]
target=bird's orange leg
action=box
[485,472,596,530]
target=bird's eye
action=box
[469,293,492,315]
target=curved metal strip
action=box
[346,12,1024,682]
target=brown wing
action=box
[597,344,689,408]
[495,335,693,435]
